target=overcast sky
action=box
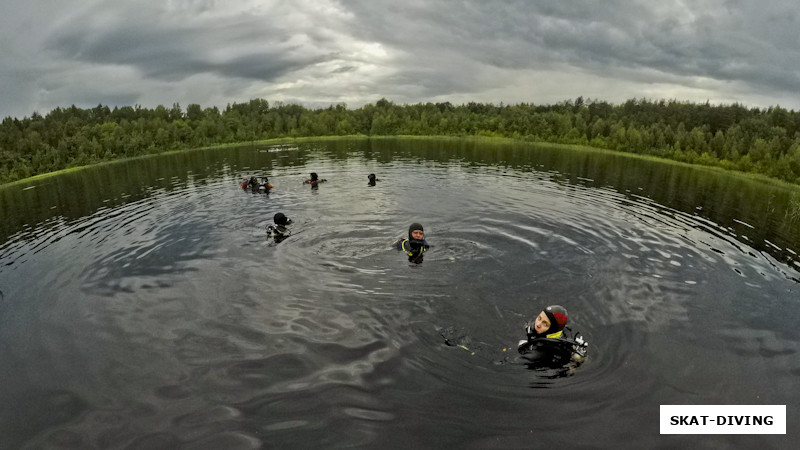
[1,0,799,119]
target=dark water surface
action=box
[1,138,798,449]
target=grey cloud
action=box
[215,51,337,81]
[330,65,358,74]
[340,0,800,97]
[43,2,336,83]
[3,0,800,119]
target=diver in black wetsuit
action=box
[368,173,378,186]
[240,176,259,190]
[248,176,259,190]
[517,305,588,367]
[394,222,430,264]
[266,212,292,243]
[258,176,274,192]
[241,176,273,192]
[304,172,327,185]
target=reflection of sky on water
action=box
[0,139,797,448]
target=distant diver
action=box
[304,172,327,185]
[368,173,379,186]
[517,305,588,368]
[258,176,274,192]
[241,176,273,192]
[394,222,430,264]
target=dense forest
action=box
[2,97,800,185]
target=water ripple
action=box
[1,144,798,447]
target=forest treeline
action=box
[2,97,800,185]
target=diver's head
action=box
[532,305,568,336]
[368,173,376,182]
[408,223,424,241]
[274,212,290,226]
[310,172,318,182]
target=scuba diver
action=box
[304,172,327,185]
[517,305,588,368]
[266,212,292,243]
[258,176,274,192]
[367,173,378,186]
[394,222,430,264]
[241,176,273,192]
[241,176,257,190]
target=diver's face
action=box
[534,311,551,334]
[411,229,424,240]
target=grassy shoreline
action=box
[3,134,800,194]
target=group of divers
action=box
[241,172,589,372]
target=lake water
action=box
[0,138,797,448]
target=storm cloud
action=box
[1,0,799,119]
